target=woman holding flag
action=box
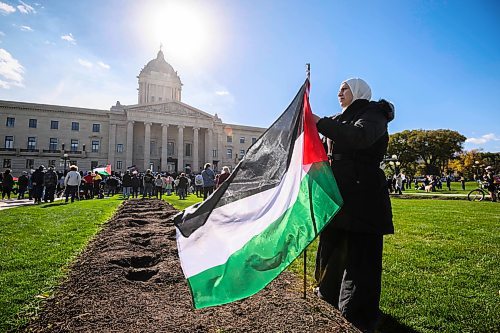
[313,78,395,333]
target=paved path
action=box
[0,197,64,210]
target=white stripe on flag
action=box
[177,133,307,278]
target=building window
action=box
[26,159,34,169]
[48,160,56,167]
[158,97,162,102]
[3,158,11,168]
[185,143,192,157]
[116,160,123,170]
[91,161,98,170]
[4,136,14,149]
[29,119,37,128]
[151,96,155,102]
[227,148,232,158]
[240,137,245,144]
[227,135,232,143]
[91,140,100,153]
[212,149,218,158]
[71,122,79,131]
[49,138,58,151]
[6,117,15,127]
[240,149,245,157]
[71,139,78,152]
[252,137,257,144]
[51,120,59,129]
[70,160,77,166]
[92,124,100,132]
[27,137,36,150]
[150,141,156,156]
[116,144,124,153]
[167,142,174,156]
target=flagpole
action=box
[303,63,311,300]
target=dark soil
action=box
[24,199,359,333]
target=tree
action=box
[388,129,466,176]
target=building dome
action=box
[138,50,182,104]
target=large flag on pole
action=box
[174,79,343,309]
[93,164,112,176]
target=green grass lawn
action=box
[1,194,498,333]
[0,197,122,332]
[402,181,479,195]
[162,192,204,210]
[290,198,500,333]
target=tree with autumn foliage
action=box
[388,129,466,176]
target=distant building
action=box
[0,50,265,175]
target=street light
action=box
[63,153,69,173]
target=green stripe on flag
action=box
[187,161,342,308]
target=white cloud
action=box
[215,90,230,96]
[0,48,25,88]
[20,25,33,31]
[0,31,5,36]
[466,133,500,145]
[0,2,16,14]
[17,0,35,14]
[97,61,110,69]
[61,33,76,45]
[77,58,93,68]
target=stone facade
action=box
[0,51,265,175]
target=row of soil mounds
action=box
[24,199,359,333]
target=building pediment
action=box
[125,101,214,121]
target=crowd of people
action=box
[0,162,233,204]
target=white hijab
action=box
[343,78,372,105]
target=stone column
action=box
[193,127,199,173]
[144,122,152,171]
[126,121,134,169]
[161,124,169,171]
[177,125,184,173]
[206,128,213,165]
[108,123,117,169]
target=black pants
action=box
[315,228,383,332]
[65,185,78,202]
[203,186,214,200]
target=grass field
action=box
[0,197,122,332]
[1,195,498,332]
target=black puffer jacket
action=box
[316,99,395,235]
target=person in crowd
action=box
[131,171,141,198]
[177,172,189,200]
[164,173,173,196]
[83,171,95,199]
[459,174,466,190]
[483,166,497,202]
[154,174,164,199]
[1,169,14,200]
[93,172,102,197]
[312,78,395,333]
[201,163,216,200]
[106,173,120,196]
[122,170,132,199]
[43,166,58,202]
[446,174,452,191]
[64,165,81,203]
[142,169,154,198]
[216,166,231,189]
[194,172,204,197]
[31,165,45,204]
[394,173,403,195]
[17,171,29,199]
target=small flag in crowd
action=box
[93,164,111,176]
[174,79,343,309]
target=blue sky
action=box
[1,0,499,152]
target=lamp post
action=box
[63,153,69,173]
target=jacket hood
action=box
[377,99,395,122]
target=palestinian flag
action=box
[93,164,112,176]
[174,79,343,309]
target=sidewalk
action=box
[0,197,63,210]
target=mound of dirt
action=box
[24,199,359,333]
